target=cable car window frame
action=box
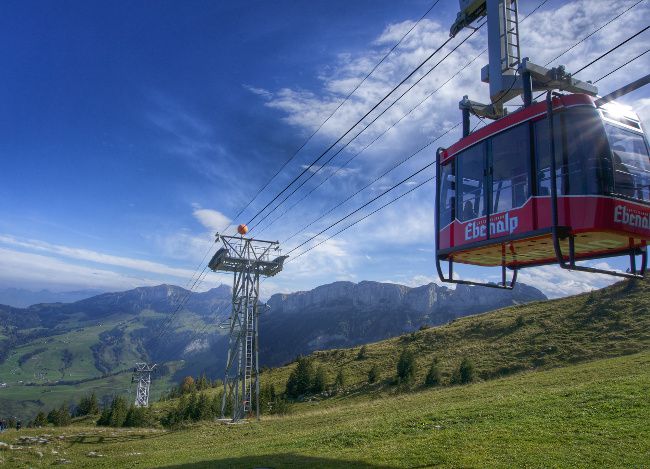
[439,160,456,228]
[603,122,650,203]
[456,141,487,223]
[533,106,610,198]
[488,122,532,214]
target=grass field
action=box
[1,351,648,468]
[255,277,650,398]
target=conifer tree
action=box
[33,411,47,428]
[425,357,441,387]
[312,366,327,393]
[285,356,315,398]
[397,349,416,384]
[108,396,128,427]
[196,392,212,421]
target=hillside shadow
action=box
[161,453,396,468]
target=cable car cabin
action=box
[435,93,649,288]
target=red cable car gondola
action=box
[435,92,650,288]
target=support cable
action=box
[255,0,548,237]
[249,24,484,231]
[255,45,485,237]
[245,34,460,227]
[153,2,445,343]
[220,0,442,234]
[285,161,436,256]
[282,123,460,244]
[534,23,650,101]
[289,175,436,262]
[542,0,645,67]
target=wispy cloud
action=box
[192,206,231,232]
[0,247,162,292]
[0,234,196,279]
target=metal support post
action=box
[132,363,156,408]
[522,69,532,107]
[209,234,287,422]
[462,107,471,137]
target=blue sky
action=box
[1,0,649,298]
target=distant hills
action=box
[0,280,545,418]
[0,287,105,308]
[260,281,546,366]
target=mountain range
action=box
[0,280,545,418]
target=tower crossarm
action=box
[450,0,597,118]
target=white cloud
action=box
[517,264,618,298]
[192,207,231,232]
[0,247,161,292]
[0,234,196,280]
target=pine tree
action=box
[211,393,222,418]
[312,366,327,393]
[425,358,441,387]
[196,392,212,421]
[458,357,475,384]
[396,349,416,384]
[187,391,198,421]
[55,404,71,427]
[356,345,367,360]
[259,383,277,414]
[77,392,100,416]
[47,409,58,425]
[33,411,47,427]
[108,396,128,427]
[197,373,209,391]
[285,356,315,398]
[97,407,111,426]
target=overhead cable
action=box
[221,0,442,233]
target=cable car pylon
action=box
[435,0,650,288]
[132,363,156,407]
[208,226,287,422]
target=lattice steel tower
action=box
[132,362,156,407]
[208,233,287,422]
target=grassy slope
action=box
[1,351,648,468]
[2,277,649,428]
[258,277,650,396]
[0,312,178,419]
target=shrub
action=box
[180,376,196,395]
[451,357,475,385]
[33,411,47,428]
[367,365,379,384]
[76,392,100,416]
[46,404,71,427]
[396,349,416,384]
[356,345,368,360]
